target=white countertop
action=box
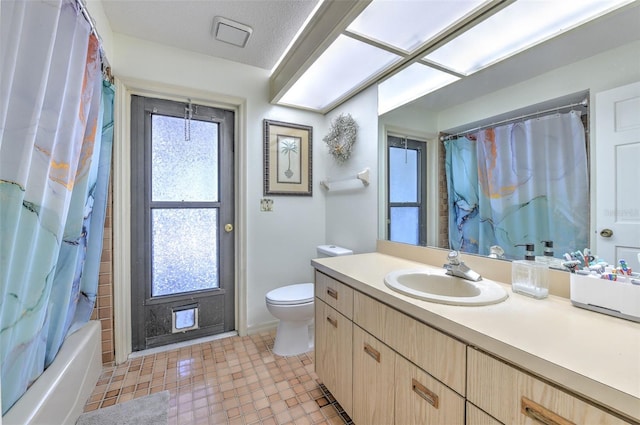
[311,252,640,422]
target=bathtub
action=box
[3,320,102,425]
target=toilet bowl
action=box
[266,245,353,356]
[266,283,314,356]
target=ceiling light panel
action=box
[424,0,634,75]
[378,63,460,114]
[347,0,488,52]
[279,35,401,110]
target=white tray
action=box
[570,273,640,322]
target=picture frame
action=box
[263,119,313,196]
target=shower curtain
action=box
[0,0,114,414]
[445,111,588,260]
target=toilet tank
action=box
[317,245,353,257]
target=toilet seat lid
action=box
[266,283,314,305]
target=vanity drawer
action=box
[353,291,466,395]
[396,355,465,425]
[315,271,353,318]
[467,348,629,425]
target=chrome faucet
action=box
[444,250,482,281]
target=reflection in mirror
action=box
[441,99,589,261]
[387,135,427,246]
[381,92,592,266]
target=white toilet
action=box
[265,244,353,356]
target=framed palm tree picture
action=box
[263,119,313,196]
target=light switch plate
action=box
[260,198,273,212]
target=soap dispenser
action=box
[535,241,565,269]
[512,243,549,299]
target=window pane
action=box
[152,208,218,296]
[390,207,419,245]
[389,146,418,202]
[152,115,219,202]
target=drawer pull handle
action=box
[326,316,338,328]
[363,343,381,363]
[521,397,575,425]
[411,379,439,408]
[327,287,338,299]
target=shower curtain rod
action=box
[440,98,588,142]
[77,0,113,82]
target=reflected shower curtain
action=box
[445,111,588,259]
[0,0,113,414]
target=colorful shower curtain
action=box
[0,0,114,414]
[445,111,589,260]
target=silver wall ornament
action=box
[323,113,357,163]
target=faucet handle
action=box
[448,250,461,265]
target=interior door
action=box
[130,95,235,351]
[595,81,640,271]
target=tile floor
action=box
[84,331,353,425]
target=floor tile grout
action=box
[84,331,352,425]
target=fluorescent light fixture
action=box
[347,0,488,52]
[424,0,634,75]
[378,63,459,114]
[279,35,401,110]
[211,16,252,48]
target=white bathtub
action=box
[3,320,102,425]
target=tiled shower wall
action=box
[92,176,115,364]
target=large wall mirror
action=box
[378,5,640,270]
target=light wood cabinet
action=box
[315,271,353,318]
[352,326,395,425]
[314,298,353,416]
[395,354,465,425]
[353,291,466,395]
[466,402,502,425]
[467,348,629,425]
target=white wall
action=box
[323,86,379,254]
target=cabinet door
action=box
[395,355,465,425]
[315,299,353,416]
[467,348,630,424]
[353,291,466,395]
[466,402,503,425]
[352,326,395,425]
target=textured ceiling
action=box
[101,0,320,70]
[100,0,640,112]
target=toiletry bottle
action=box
[512,243,549,299]
[535,240,565,269]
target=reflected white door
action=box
[595,81,640,270]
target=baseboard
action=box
[246,320,278,335]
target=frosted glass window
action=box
[378,63,459,114]
[279,35,401,110]
[152,208,218,296]
[390,207,419,245]
[152,115,219,202]
[389,147,418,203]
[348,0,487,51]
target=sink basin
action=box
[384,268,508,306]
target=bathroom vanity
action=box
[312,245,640,425]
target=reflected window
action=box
[387,136,427,245]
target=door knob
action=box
[224,223,233,233]
[599,228,613,238]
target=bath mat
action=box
[76,391,169,425]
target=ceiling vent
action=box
[211,16,253,48]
